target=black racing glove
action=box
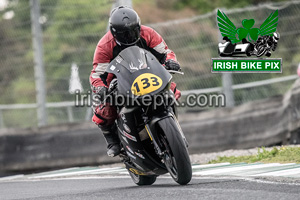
[165,60,181,71]
[95,86,108,102]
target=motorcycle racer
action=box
[90,6,181,157]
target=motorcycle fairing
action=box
[117,106,168,175]
[106,46,172,97]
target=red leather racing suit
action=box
[90,25,180,126]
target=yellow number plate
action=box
[131,73,163,96]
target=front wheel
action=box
[128,170,157,186]
[157,117,192,185]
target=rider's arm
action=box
[90,32,115,93]
[141,25,177,63]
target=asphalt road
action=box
[1,176,300,200]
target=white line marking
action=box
[30,167,126,179]
[5,174,300,187]
[192,163,231,169]
[1,176,133,182]
[31,167,80,176]
[193,163,290,175]
[0,174,24,181]
[2,163,300,182]
[252,166,300,176]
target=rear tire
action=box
[158,117,192,185]
[128,170,157,186]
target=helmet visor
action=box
[115,26,140,45]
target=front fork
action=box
[144,111,188,162]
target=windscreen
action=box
[106,46,172,97]
[114,46,148,73]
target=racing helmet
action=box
[109,6,141,46]
[272,32,280,42]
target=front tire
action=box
[128,170,157,186]
[157,117,192,185]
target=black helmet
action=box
[109,6,141,46]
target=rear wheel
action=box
[128,170,157,186]
[157,117,192,185]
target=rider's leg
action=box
[92,103,121,157]
[99,123,121,157]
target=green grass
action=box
[209,147,300,164]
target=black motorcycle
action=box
[103,46,192,185]
[254,33,280,57]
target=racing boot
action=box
[99,124,121,157]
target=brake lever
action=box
[168,70,184,75]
